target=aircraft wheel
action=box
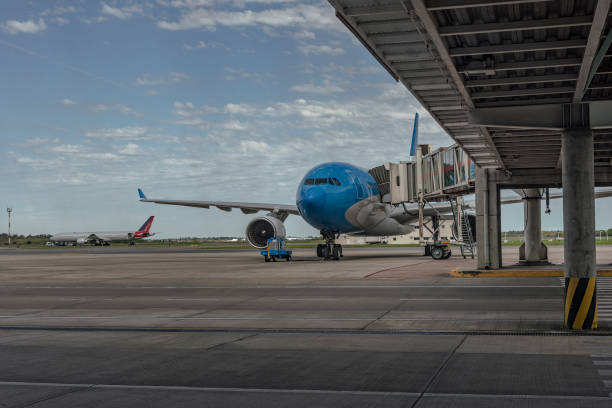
[332,245,340,260]
[431,246,445,260]
[265,257,270,262]
[316,244,323,258]
[321,245,329,259]
[272,256,277,262]
[443,250,452,259]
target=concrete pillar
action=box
[475,167,502,269]
[562,128,597,329]
[519,189,548,264]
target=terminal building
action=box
[328,0,612,329]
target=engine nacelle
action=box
[76,238,88,245]
[246,215,286,248]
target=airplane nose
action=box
[300,187,326,216]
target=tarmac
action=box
[0,245,611,407]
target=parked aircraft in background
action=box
[50,216,155,246]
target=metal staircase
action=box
[449,198,475,259]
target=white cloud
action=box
[101,3,143,20]
[224,103,255,115]
[170,72,189,82]
[50,144,82,153]
[241,140,270,153]
[290,81,343,95]
[85,126,150,140]
[61,98,77,105]
[51,17,70,25]
[116,143,142,155]
[293,30,315,40]
[135,72,189,86]
[147,89,158,95]
[297,43,344,56]
[157,4,339,32]
[3,18,47,34]
[162,158,205,166]
[89,104,142,117]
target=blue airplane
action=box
[138,113,602,260]
[138,113,451,259]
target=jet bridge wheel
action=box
[430,245,450,260]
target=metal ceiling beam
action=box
[392,61,441,70]
[411,0,504,168]
[409,0,474,108]
[439,16,592,37]
[574,0,612,102]
[475,97,573,108]
[356,18,414,31]
[465,73,577,88]
[458,58,582,73]
[343,3,406,17]
[370,31,423,44]
[471,86,575,99]
[449,39,587,57]
[426,0,553,10]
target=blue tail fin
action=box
[409,112,419,157]
[138,188,147,200]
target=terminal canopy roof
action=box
[329,0,612,171]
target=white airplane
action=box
[50,216,155,246]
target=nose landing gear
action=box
[317,230,342,260]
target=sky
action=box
[1,0,611,238]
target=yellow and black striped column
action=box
[564,277,597,330]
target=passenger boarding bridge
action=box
[369,143,475,204]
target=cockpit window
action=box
[315,178,328,185]
[329,177,341,186]
[304,178,314,185]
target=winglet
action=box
[138,188,147,200]
[409,112,419,157]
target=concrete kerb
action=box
[450,267,612,278]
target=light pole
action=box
[7,208,12,248]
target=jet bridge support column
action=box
[519,189,548,265]
[562,127,597,329]
[475,167,502,269]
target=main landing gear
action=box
[425,244,452,260]
[316,230,342,260]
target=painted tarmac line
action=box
[594,361,612,366]
[0,381,418,397]
[277,299,340,302]
[598,369,612,376]
[398,298,465,301]
[0,285,562,289]
[164,298,221,301]
[0,382,608,401]
[0,315,564,322]
[592,354,612,358]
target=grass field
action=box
[2,235,612,250]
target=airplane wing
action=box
[138,189,300,216]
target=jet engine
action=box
[76,238,88,245]
[246,215,286,248]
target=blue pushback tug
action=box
[261,237,292,262]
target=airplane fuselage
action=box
[296,162,419,236]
